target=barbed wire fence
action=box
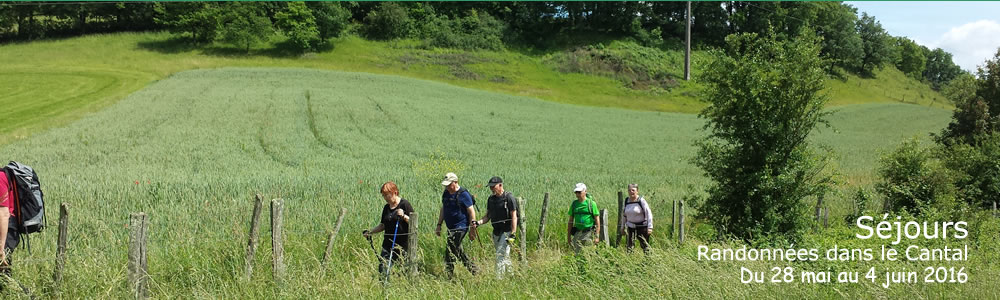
[3,190,691,298]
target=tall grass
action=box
[2,68,988,298]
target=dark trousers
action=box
[2,217,19,278]
[444,228,476,276]
[377,236,407,276]
[626,226,650,253]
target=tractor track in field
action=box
[305,90,337,150]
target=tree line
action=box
[0,1,968,88]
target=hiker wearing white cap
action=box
[567,183,600,253]
[435,172,478,277]
[474,176,518,277]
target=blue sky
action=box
[846,1,1000,72]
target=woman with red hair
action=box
[362,181,414,278]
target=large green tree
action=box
[306,2,351,41]
[942,73,979,105]
[218,3,273,53]
[894,37,926,79]
[814,2,863,72]
[855,12,891,76]
[154,2,223,43]
[924,48,964,90]
[275,2,321,52]
[938,48,1000,145]
[975,48,1000,115]
[695,30,834,243]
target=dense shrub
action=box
[876,139,959,215]
[420,10,507,51]
[307,1,351,40]
[941,133,1000,209]
[362,2,412,40]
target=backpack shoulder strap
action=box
[639,197,649,225]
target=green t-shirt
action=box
[568,195,599,230]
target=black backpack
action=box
[3,161,45,238]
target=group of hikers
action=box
[1,166,654,285]
[362,172,654,280]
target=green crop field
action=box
[2,68,995,298]
[0,31,947,147]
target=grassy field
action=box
[2,68,994,298]
[0,31,947,146]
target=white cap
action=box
[574,183,587,192]
[441,172,459,186]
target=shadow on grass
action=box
[135,35,335,59]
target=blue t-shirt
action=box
[442,187,474,229]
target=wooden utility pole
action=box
[685,1,692,81]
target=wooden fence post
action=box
[128,212,149,299]
[823,206,829,228]
[406,212,419,276]
[52,203,69,287]
[679,201,685,244]
[517,197,527,262]
[245,195,263,279]
[671,200,676,239]
[537,192,549,246]
[323,207,347,268]
[815,194,824,221]
[599,209,609,247]
[614,191,624,247]
[994,201,997,217]
[271,199,285,285]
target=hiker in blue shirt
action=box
[435,172,479,277]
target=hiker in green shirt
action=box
[567,183,600,253]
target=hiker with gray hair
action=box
[623,183,653,253]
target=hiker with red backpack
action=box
[622,183,653,253]
[435,172,478,278]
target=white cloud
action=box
[929,20,1000,72]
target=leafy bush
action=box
[876,138,959,215]
[941,133,1000,209]
[694,31,834,244]
[845,187,873,222]
[275,2,320,52]
[362,2,412,40]
[419,10,507,51]
[307,1,350,40]
[628,17,664,48]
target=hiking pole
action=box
[384,220,400,283]
[362,230,379,259]
[472,202,484,250]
